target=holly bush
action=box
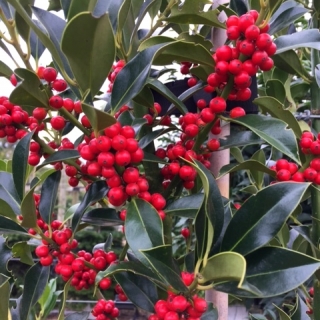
[1,0,320,319]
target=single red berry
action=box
[28,153,41,166]
[43,67,57,82]
[35,245,50,258]
[209,97,226,113]
[207,139,220,151]
[187,77,198,87]
[32,107,47,121]
[40,254,53,266]
[99,277,112,290]
[52,79,67,92]
[181,227,190,239]
[50,116,66,130]
[10,74,18,86]
[277,169,291,181]
[230,107,246,118]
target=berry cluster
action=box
[107,60,126,93]
[92,299,120,320]
[306,287,314,315]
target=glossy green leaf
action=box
[178,32,213,52]
[12,131,34,201]
[192,160,224,263]
[273,304,291,320]
[250,150,266,188]
[65,312,91,320]
[0,172,21,219]
[0,216,28,235]
[147,78,188,115]
[116,0,131,41]
[71,181,108,232]
[9,68,49,108]
[290,295,309,320]
[219,160,276,179]
[12,242,34,265]
[82,208,122,226]
[269,1,310,35]
[230,0,248,15]
[200,252,246,286]
[0,0,13,19]
[19,263,50,320]
[265,79,286,105]
[166,193,204,218]
[221,182,310,255]
[0,61,13,79]
[272,50,312,82]
[142,152,167,165]
[133,87,155,110]
[219,131,264,149]
[38,171,61,225]
[201,303,219,320]
[29,21,46,60]
[0,274,10,320]
[125,198,164,264]
[253,96,302,138]
[275,29,320,54]
[81,102,116,135]
[38,150,80,169]
[139,128,169,149]
[15,0,34,48]
[48,0,61,11]
[141,245,188,292]
[111,43,168,112]
[61,12,115,97]
[229,114,300,164]
[67,0,97,20]
[20,184,38,229]
[114,272,157,312]
[162,0,225,28]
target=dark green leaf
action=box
[12,242,34,265]
[65,312,91,320]
[316,64,320,89]
[19,263,50,320]
[39,170,61,225]
[61,12,115,98]
[219,160,276,179]
[141,245,188,292]
[275,29,320,54]
[38,150,80,169]
[178,32,213,51]
[9,68,49,108]
[82,208,122,226]
[219,131,264,149]
[253,96,302,138]
[166,193,204,218]
[230,0,248,15]
[20,184,38,229]
[0,216,28,235]
[66,0,97,20]
[147,78,188,115]
[15,0,34,48]
[95,0,124,31]
[81,102,116,135]
[29,20,46,60]
[265,79,286,105]
[269,1,310,35]
[47,0,61,11]
[111,43,168,112]
[163,0,225,28]
[104,233,113,251]
[71,181,108,232]
[133,87,155,109]
[139,128,168,149]
[0,0,13,19]
[229,114,300,164]
[142,152,167,165]
[0,274,10,320]
[114,272,157,312]
[290,295,309,320]
[0,236,13,277]
[0,61,13,79]
[272,50,312,82]
[200,252,246,285]
[12,131,34,201]
[125,198,164,264]
[201,303,218,320]
[221,182,310,255]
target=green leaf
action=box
[166,193,204,218]
[269,1,310,35]
[275,29,320,54]
[0,61,13,79]
[147,78,188,115]
[63,204,80,222]
[0,216,28,235]
[113,272,157,312]
[290,295,309,320]
[20,184,38,229]
[82,208,122,226]
[39,171,61,225]
[19,263,50,320]
[265,79,286,105]
[218,160,276,179]
[125,198,164,264]
[200,252,246,286]
[178,32,213,52]
[9,68,49,108]
[0,274,10,320]
[0,237,12,277]
[139,128,170,149]
[230,0,248,15]
[250,150,266,188]
[0,0,13,19]
[219,131,264,149]
[71,181,108,232]
[315,64,320,89]
[229,114,300,164]
[81,102,116,135]
[273,304,291,320]
[201,303,219,320]
[38,150,80,169]
[253,96,302,138]
[61,12,115,98]
[57,279,71,320]
[141,245,188,293]
[221,182,310,256]
[12,242,34,265]
[272,50,312,82]
[12,131,34,201]
[162,0,225,28]
[67,0,97,20]
[15,0,34,49]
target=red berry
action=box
[52,79,67,92]
[187,77,198,87]
[151,193,166,210]
[179,165,197,181]
[40,254,53,266]
[35,245,50,258]
[28,153,41,166]
[99,277,112,290]
[50,116,66,130]
[277,169,291,181]
[229,107,246,118]
[10,74,17,86]
[207,139,220,151]
[43,67,57,82]
[226,26,240,40]
[209,97,226,113]
[181,227,190,239]
[32,107,47,121]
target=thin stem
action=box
[59,108,91,137]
